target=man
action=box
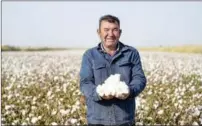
[79,14,147,126]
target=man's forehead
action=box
[100,20,119,28]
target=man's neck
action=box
[101,42,119,56]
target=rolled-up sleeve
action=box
[79,52,102,101]
[128,50,147,98]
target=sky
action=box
[2,1,202,48]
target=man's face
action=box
[97,20,122,48]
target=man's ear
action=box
[97,29,101,38]
[120,29,122,35]
[97,29,100,34]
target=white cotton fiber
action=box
[96,74,129,97]
[96,85,105,97]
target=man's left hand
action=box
[116,93,130,100]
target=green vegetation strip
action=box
[137,45,202,54]
[1,45,68,51]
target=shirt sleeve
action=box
[79,52,102,101]
[128,50,147,98]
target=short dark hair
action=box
[99,14,120,29]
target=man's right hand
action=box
[101,94,113,100]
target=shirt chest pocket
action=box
[119,60,132,66]
[118,60,133,83]
[93,62,108,85]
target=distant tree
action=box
[1,45,21,51]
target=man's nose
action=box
[108,30,113,36]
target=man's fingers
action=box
[123,93,129,97]
[117,93,129,100]
[102,94,113,100]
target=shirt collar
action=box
[99,41,120,53]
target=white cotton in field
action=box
[96,74,129,97]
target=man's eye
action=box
[113,29,119,32]
[104,29,109,32]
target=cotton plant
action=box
[96,74,129,98]
[2,51,202,125]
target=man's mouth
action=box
[106,38,115,41]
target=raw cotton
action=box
[96,74,129,97]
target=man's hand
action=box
[115,93,130,100]
[101,94,114,100]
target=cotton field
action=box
[2,50,202,125]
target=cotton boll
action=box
[115,91,126,98]
[115,86,124,97]
[103,84,114,96]
[108,83,116,96]
[104,74,120,86]
[96,85,105,97]
[107,85,116,96]
[97,74,129,98]
[104,75,114,85]
[103,85,110,96]
[192,121,198,126]
[101,75,118,96]
[157,110,164,115]
[51,122,58,125]
[114,82,129,97]
[118,82,129,94]
[112,74,121,83]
